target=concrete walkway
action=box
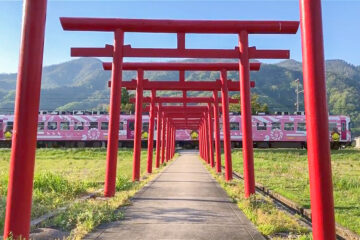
[84,150,264,240]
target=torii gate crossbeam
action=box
[104,62,261,71]
[61,17,299,33]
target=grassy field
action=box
[1,147,358,238]
[0,148,155,237]
[206,164,311,239]
[227,148,360,235]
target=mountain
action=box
[276,59,303,72]
[0,58,359,137]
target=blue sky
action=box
[0,0,359,73]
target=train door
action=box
[127,119,135,139]
[341,120,346,140]
[0,120,3,139]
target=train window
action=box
[230,122,240,130]
[329,122,337,132]
[271,122,280,130]
[284,122,294,131]
[101,122,108,130]
[341,122,346,131]
[47,122,58,130]
[297,122,306,131]
[256,122,267,131]
[6,122,13,132]
[74,122,84,131]
[119,122,124,130]
[142,123,149,132]
[89,122,98,129]
[38,122,44,131]
[60,122,70,130]
[129,121,135,131]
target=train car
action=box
[0,112,351,149]
[0,113,144,147]
[224,114,351,149]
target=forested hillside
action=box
[0,58,359,136]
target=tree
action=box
[229,93,269,114]
[121,88,132,104]
[121,88,135,113]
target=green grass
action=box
[206,164,311,239]
[0,148,157,236]
[227,148,360,235]
[43,166,166,240]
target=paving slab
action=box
[83,150,264,240]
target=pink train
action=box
[0,112,351,149]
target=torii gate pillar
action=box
[169,126,173,158]
[104,29,124,196]
[204,122,207,162]
[173,126,176,156]
[166,118,171,162]
[171,126,173,157]
[208,103,215,168]
[239,31,255,197]
[155,104,162,168]
[204,115,210,164]
[147,90,156,173]
[161,112,166,163]
[199,125,203,159]
[300,0,336,239]
[132,69,144,181]
[213,91,222,173]
[202,124,205,160]
[171,126,175,158]
[4,1,47,238]
[221,70,232,181]
[200,124,203,160]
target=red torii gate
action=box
[145,105,209,170]
[105,61,256,181]
[81,58,262,185]
[158,113,207,162]
[68,22,292,191]
[105,54,290,191]
[134,96,239,175]
[107,63,263,183]
[166,110,215,168]
[68,20,292,181]
[4,2,336,239]
[145,106,208,156]
[106,62,259,182]
[104,62,255,176]
[153,104,231,170]
[156,107,209,166]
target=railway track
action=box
[220,166,360,240]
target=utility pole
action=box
[295,79,303,112]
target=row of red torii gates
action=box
[108,62,259,184]
[4,1,336,240]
